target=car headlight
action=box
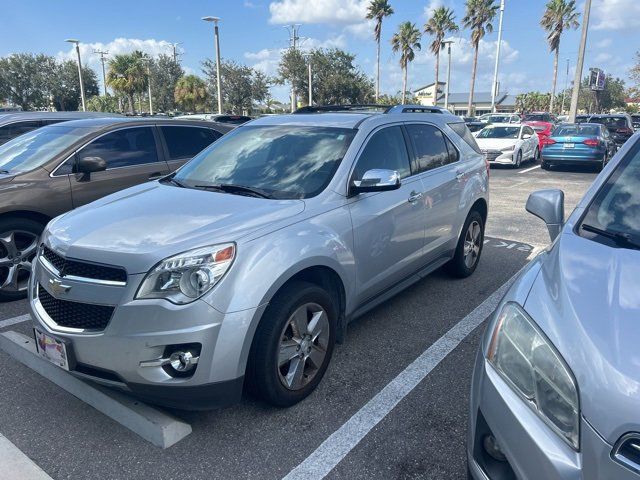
[487,302,580,449]
[135,243,235,304]
[501,144,516,152]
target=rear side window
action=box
[406,124,457,172]
[78,127,159,169]
[590,117,628,128]
[353,126,411,180]
[0,121,41,145]
[449,122,482,153]
[160,126,221,160]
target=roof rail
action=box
[293,104,390,114]
[384,104,449,114]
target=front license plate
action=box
[564,143,575,149]
[34,329,69,370]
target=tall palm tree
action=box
[424,6,458,106]
[366,0,394,101]
[463,0,499,116]
[106,51,148,113]
[541,0,579,113]
[391,22,422,104]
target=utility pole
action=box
[490,0,505,113]
[66,39,86,111]
[202,17,223,114]
[308,61,312,106]
[94,50,109,96]
[560,59,570,114]
[170,42,183,63]
[569,0,591,123]
[143,58,153,115]
[443,40,454,111]
[285,24,301,112]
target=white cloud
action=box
[592,0,640,30]
[269,0,368,25]
[344,20,375,40]
[595,52,613,63]
[595,38,612,49]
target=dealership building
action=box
[413,82,517,116]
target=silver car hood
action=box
[45,182,305,273]
[524,231,640,443]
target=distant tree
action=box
[391,22,422,104]
[463,0,499,115]
[107,51,148,113]
[541,0,580,112]
[149,54,183,112]
[174,75,209,113]
[0,53,51,109]
[424,7,458,104]
[49,60,99,111]
[86,94,119,112]
[202,59,271,113]
[277,48,308,103]
[366,0,394,100]
[630,51,640,87]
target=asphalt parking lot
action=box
[0,163,598,480]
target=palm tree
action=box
[366,0,394,101]
[106,51,148,113]
[463,0,499,116]
[541,0,580,113]
[391,22,422,104]
[424,7,458,106]
[174,75,210,113]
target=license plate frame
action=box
[33,328,75,371]
[564,143,575,149]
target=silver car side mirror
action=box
[351,169,401,194]
[526,189,565,241]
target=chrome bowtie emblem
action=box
[49,278,71,295]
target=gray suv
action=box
[0,118,230,300]
[29,105,489,409]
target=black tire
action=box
[597,153,607,172]
[513,150,522,168]
[0,217,45,302]
[541,160,550,170]
[246,280,337,407]
[446,210,484,278]
[533,147,540,163]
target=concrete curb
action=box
[0,330,192,449]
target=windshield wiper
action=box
[193,183,273,199]
[581,223,640,250]
[0,169,10,174]
[160,175,187,188]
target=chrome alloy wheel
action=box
[0,230,38,293]
[277,302,330,391]
[463,221,482,269]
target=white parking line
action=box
[0,433,52,479]
[519,165,541,174]
[0,314,30,329]
[282,270,522,480]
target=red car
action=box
[524,121,554,149]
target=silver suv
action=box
[29,105,489,409]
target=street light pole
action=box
[443,40,454,111]
[560,58,570,114]
[308,62,312,106]
[490,0,505,113]
[569,0,591,123]
[94,50,109,96]
[144,59,153,115]
[202,16,223,114]
[66,39,86,111]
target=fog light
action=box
[483,434,507,462]
[169,351,198,372]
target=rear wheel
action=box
[0,218,44,302]
[246,281,337,407]
[541,160,550,170]
[447,210,484,278]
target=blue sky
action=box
[1,0,638,101]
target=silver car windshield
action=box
[0,125,90,173]
[174,125,356,199]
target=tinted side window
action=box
[353,126,411,180]
[406,124,451,172]
[0,121,42,144]
[78,127,158,169]
[524,126,535,136]
[448,122,482,154]
[160,126,221,160]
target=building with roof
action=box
[413,83,517,116]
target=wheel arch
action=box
[0,210,51,227]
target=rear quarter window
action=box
[448,122,482,154]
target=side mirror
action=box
[351,169,401,194]
[75,156,107,175]
[522,133,532,139]
[526,189,564,241]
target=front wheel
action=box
[0,218,44,302]
[513,150,522,168]
[246,281,337,407]
[533,147,540,163]
[447,210,485,278]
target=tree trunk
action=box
[127,94,134,114]
[402,65,407,104]
[468,45,479,116]
[376,37,381,101]
[434,50,440,106]
[550,48,559,113]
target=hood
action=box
[524,231,640,443]
[45,182,305,273]
[475,138,518,151]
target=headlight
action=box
[501,144,516,152]
[487,302,580,449]
[135,243,235,304]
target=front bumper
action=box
[483,150,516,165]
[467,347,637,479]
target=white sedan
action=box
[475,123,540,168]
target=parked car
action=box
[522,112,555,123]
[632,114,640,131]
[478,113,521,124]
[0,111,120,146]
[541,123,617,171]
[475,123,540,168]
[0,117,231,301]
[468,131,640,480]
[28,105,489,409]
[524,121,554,149]
[588,114,635,146]
[465,121,486,133]
[177,113,252,125]
[574,114,591,124]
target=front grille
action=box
[41,245,127,283]
[38,283,114,331]
[482,150,502,162]
[613,433,640,474]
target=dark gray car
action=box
[0,117,231,300]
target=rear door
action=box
[158,125,222,172]
[68,126,169,208]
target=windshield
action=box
[523,114,547,122]
[553,125,600,137]
[580,141,640,246]
[0,125,91,173]
[589,117,627,128]
[476,126,520,139]
[174,125,356,199]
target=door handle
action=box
[456,170,466,181]
[408,191,423,203]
